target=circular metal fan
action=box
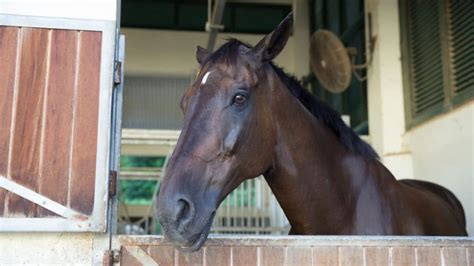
[310,30,352,93]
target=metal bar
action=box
[0,176,86,219]
[0,218,101,231]
[207,0,227,51]
[121,129,181,140]
[120,171,162,177]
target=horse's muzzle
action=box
[157,194,216,252]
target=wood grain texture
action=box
[8,27,50,216]
[147,245,174,265]
[0,26,19,216]
[259,246,285,266]
[441,247,467,266]
[205,246,231,266]
[286,247,312,265]
[312,247,338,266]
[391,247,416,266]
[338,247,364,266]
[232,246,257,266]
[416,247,441,266]
[70,31,101,215]
[467,247,473,266]
[176,248,203,266]
[37,29,77,217]
[364,247,389,266]
[120,247,143,266]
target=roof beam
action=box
[227,0,291,5]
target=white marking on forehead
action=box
[201,71,212,85]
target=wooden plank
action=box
[8,27,50,217]
[205,246,231,266]
[364,247,389,266]
[0,26,19,216]
[120,246,143,266]
[0,176,86,219]
[176,248,203,266]
[416,247,441,266]
[232,246,257,266]
[467,247,473,266]
[391,247,416,266]
[259,246,285,266]
[147,245,174,265]
[441,247,467,266]
[286,247,312,265]
[339,247,364,266]
[70,31,101,215]
[38,29,77,217]
[312,246,338,266]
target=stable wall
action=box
[121,28,295,77]
[0,0,117,21]
[0,233,113,264]
[366,0,474,235]
[404,103,474,236]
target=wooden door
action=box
[0,15,118,232]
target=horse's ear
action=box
[196,46,210,65]
[249,12,293,63]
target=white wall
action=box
[0,0,117,21]
[366,0,474,235]
[0,233,115,264]
[404,103,474,235]
[122,28,295,77]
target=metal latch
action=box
[114,60,122,85]
[103,249,120,266]
[109,170,118,198]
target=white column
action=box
[365,0,413,179]
[292,0,310,79]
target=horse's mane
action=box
[205,39,379,160]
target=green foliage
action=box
[121,156,165,168]
[119,180,159,205]
[120,156,165,204]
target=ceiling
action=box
[121,0,292,34]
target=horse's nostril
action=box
[175,197,194,228]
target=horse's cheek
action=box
[223,126,241,153]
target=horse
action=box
[156,13,467,252]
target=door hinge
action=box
[103,249,120,266]
[109,170,118,198]
[114,60,122,85]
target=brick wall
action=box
[118,236,473,266]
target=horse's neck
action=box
[263,78,377,234]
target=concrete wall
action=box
[404,103,474,235]
[122,28,295,77]
[0,233,115,264]
[366,0,474,235]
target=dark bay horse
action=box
[156,14,467,251]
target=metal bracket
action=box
[103,249,121,266]
[109,170,118,198]
[205,21,224,31]
[114,60,122,85]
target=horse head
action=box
[156,13,293,251]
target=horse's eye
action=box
[233,94,247,105]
